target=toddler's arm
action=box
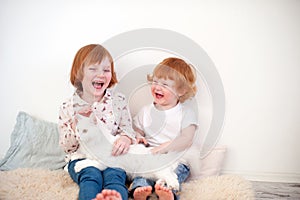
[151,125,196,154]
[134,128,149,146]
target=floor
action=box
[252,181,300,199]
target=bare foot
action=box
[155,184,174,200]
[93,189,122,200]
[133,186,152,200]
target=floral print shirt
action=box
[58,88,135,156]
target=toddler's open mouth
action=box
[155,92,164,99]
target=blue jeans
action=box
[68,159,128,200]
[129,163,190,200]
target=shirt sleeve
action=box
[58,99,80,154]
[133,106,145,131]
[181,106,199,129]
[115,93,136,140]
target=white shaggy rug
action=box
[0,168,254,200]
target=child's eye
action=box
[104,69,111,73]
[89,67,96,71]
[162,84,171,89]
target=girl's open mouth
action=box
[92,81,104,89]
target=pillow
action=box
[183,145,227,180]
[0,112,66,170]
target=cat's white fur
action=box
[72,116,191,190]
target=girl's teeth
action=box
[93,82,104,89]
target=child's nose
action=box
[96,70,105,76]
[153,83,163,90]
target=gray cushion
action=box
[0,112,65,170]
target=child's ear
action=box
[177,88,187,97]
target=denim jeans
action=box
[68,159,128,200]
[129,163,190,200]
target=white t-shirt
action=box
[133,102,198,147]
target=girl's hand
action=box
[78,106,92,117]
[112,135,132,156]
[151,141,171,154]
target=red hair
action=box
[148,57,197,102]
[70,44,117,91]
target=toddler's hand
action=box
[151,141,171,154]
[136,137,149,147]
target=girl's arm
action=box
[117,105,136,140]
[151,125,196,154]
[112,95,136,156]
[58,102,80,154]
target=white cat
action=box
[72,116,187,190]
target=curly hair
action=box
[147,57,197,103]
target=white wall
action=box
[1,0,299,182]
